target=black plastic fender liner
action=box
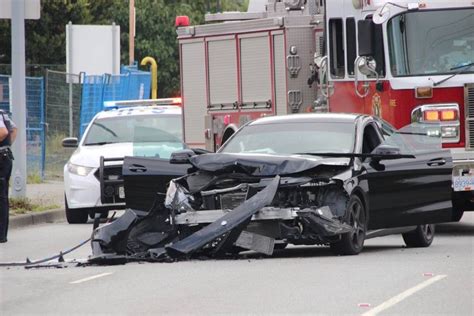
[166,176,280,257]
[91,209,139,256]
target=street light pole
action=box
[11,0,27,197]
[129,0,135,65]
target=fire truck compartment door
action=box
[208,37,238,107]
[240,34,272,106]
[181,40,207,146]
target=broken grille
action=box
[465,84,474,149]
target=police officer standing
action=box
[0,110,17,243]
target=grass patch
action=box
[9,197,60,215]
[27,173,43,184]
[45,132,75,180]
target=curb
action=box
[10,208,65,229]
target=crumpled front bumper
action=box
[89,176,353,263]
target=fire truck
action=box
[176,0,474,214]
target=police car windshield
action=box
[388,8,474,77]
[84,114,183,145]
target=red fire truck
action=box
[176,0,474,215]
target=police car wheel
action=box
[65,195,88,224]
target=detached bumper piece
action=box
[88,176,280,264]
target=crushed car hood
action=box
[189,153,350,176]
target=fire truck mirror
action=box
[357,20,374,57]
[357,57,377,77]
[373,5,391,25]
[314,54,323,69]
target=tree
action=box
[0,0,248,96]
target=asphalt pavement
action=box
[0,214,473,315]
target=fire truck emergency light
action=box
[424,110,439,121]
[423,109,458,122]
[175,16,190,27]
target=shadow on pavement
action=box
[237,243,405,261]
[436,220,474,236]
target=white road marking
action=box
[70,272,114,284]
[362,275,447,316]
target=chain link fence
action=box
[44,68,151,179]
[80,69,151,135]
[0,74,45,180]
[44,70,82,180]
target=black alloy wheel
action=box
[402,224,435,248]
[330,195,367,255]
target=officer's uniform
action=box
[0,110,15,243]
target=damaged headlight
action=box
[165,180,195,212]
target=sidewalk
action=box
[10,180,64,207]
[10,180,65,228]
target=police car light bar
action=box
[104,98,182,110]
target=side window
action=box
[346,18,357,76]
[329,19,345,78]
[365,16,386,77]
[362,124,382,154]
[373,23,386,77]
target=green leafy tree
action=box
[0,0,248,96]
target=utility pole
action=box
[129,0,135,65]
[10,0,27,197]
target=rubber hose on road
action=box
[0,237,91,267]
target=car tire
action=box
[402,224,435,248]
[65,196,88,224]
[330,195,367,256]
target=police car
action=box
[62,99,185,224]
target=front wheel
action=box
[402,224,435,248]
[330,195,367,255]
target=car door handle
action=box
[427,158,446,166]
[129,164,147,173]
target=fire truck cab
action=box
[177,0,474,217]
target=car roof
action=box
[94,105,182,120]
[248,113,369,125]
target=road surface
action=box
[1,214,473,315]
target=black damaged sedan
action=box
[92,113,454,261]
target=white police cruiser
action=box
[62,98,184,224]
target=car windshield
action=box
[219,122,355,155]
[387,8,474,77]
[83,114,185,159]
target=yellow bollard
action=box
[140,57,158,99]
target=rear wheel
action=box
[330,195,367,256]
[65,196,88,224]
[402,224,435,248]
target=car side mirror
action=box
[62,137,78,148]
[372,144,401,156]
[170,149,195,164]
[191,148,213,155]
